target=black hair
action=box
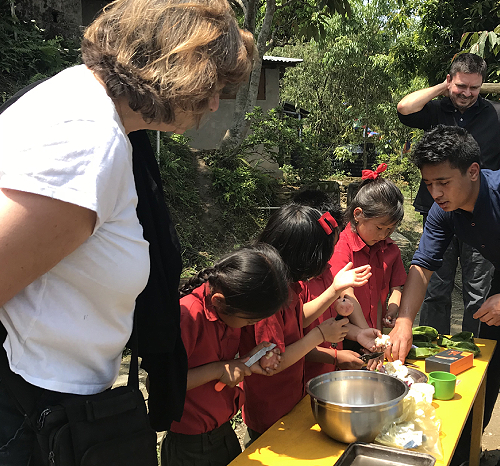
[344,177,404,226]
[411,125,481,174]
[450,53,487,81]
[257,203,335,282]
[292,189,344,230]
[179,243,289,320]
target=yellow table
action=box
[230,338,495,466]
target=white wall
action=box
[185,68,281,150]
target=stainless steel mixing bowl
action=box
[306,370,409,443]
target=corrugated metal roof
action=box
[263,55,303,64]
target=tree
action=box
[221,0,351,152]
[274,0,411,169]
[391,0,500,84]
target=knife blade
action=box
[215,343,277,391]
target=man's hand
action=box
[385,318,413,362]
[474,293,500,326]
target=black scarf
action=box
[128,130,187,431]
[0,85,187,432]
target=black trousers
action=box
[161,421,241,466]
[449,269,500,466]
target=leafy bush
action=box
[155,132,278,273]
[240,106,332,185]
[0,0,80,102]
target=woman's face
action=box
[354,209,397,246]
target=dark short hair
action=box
[411,125,481,174]
[344,177,404,225]
[450,53,487,81]
[258,203,335,282]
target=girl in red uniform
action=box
[162,243,289,466]
[239,203,372,443]
[292,191,382,382]
[330,164,407,344]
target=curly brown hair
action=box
[82,0,255,125]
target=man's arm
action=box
[386,265,433,362]
[397,81,448,115]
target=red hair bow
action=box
[361,163,388,180]
[318,212,338,235]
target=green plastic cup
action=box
[428,371,457,400]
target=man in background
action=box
[397,53,500,337]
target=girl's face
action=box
[353,208,398,246]
[217,310,262,328]
[211,293,262,328]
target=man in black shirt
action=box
[397,53,500,337]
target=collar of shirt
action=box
[442,96,482,127]
[345,223,393,254]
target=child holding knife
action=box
[161,244,289,466]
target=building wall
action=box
[185,68,281,150]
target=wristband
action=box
[333,347,338,367]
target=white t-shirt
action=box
[0,65,150,394]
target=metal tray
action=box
[334,442,436,466]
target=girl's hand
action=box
[218,359,252,387]
[334,296,354,317]
[259,347,281,375]
[356,327,383,352]
[382,312,397,328]
[365,356,384,372]
[336,350,364,370]
[241,342,281,376]
[333,263,371,294]
[319,317,349,344]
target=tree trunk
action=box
[220,0,276,152]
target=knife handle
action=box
[215,381,226,391]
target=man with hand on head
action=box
[386,125,500,466]
[397,53,500,337]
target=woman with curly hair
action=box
[0,0,255,464]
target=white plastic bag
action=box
[375,387,443,459]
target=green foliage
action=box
[154,132,216,269]
[376,152,421,201]
[274,0,415,170]
[239,106,332,185]
[156,132,277,272]
[404,0,500,84]
[0,0,80,102]
[461,24,500,79]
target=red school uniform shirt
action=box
[239,282,307,434]
[301,267,341,383]
[169,282,244,435]
[330,225,407,329]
